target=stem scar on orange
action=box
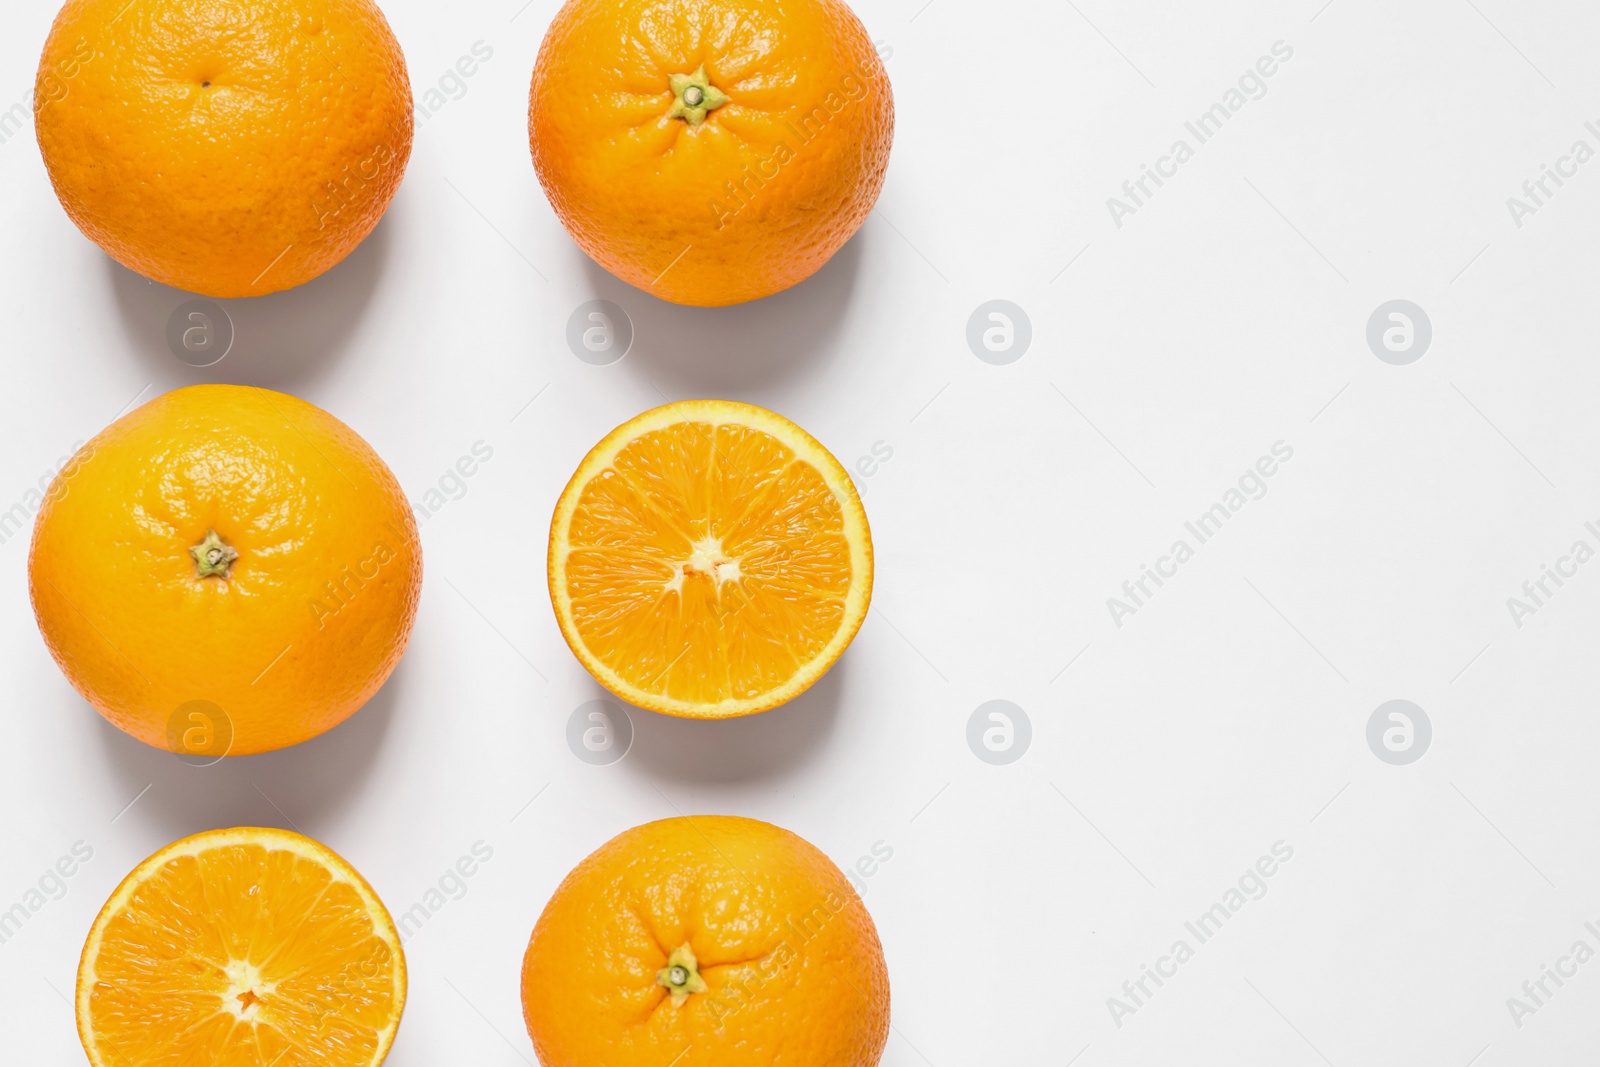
[521,816,890,1066]
[527,0,894,306]
[548,400,872,718]
[28,384,422,757]
[34,0,413,297]
[78,827,407,1067]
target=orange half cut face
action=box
[77,827,406,1067]
[549,400,872,717]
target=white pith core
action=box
[223,959,273,1018]
[665,536,743,594]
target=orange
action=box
[78,827,406,1067]
[521,816,889,1066]
[527,0,893,306]
[29,384,422,756]
[548,400,871,718]
[35,0,413,297]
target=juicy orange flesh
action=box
[565,421,852,704]
[86,844,397,1067]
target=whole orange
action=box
[527,0,893,306]
[521,816,890,1066]
[35,0,413,298]
[29,384,422,757]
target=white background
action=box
[3,0,1600,1063]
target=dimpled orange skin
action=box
[521,816,890,1067]
[528,0,893,307]
[34,0,412,298]
[29,385,422,756]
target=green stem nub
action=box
[189,529,238,579]
[656,944,708,1006]
[667,66,729,126]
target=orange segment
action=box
[549,401,872,717]
[77,828,406,1067]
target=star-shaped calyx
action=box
[667,66,729,126]
[656,943,708,1006]
[189,529,239,579]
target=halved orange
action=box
[77,827,406,1067]
[549,400,872,717]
